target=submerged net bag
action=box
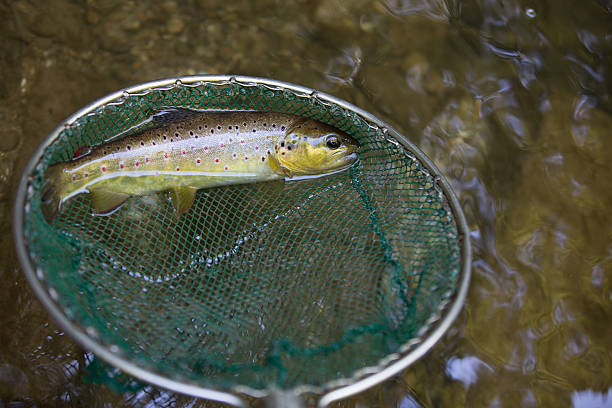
[14,76,470,406]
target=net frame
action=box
[13,75,471,407]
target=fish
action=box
[41,109,360,221]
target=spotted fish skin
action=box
[42,111,359,220]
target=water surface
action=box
[1,0,611,406]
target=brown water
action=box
[2,0,612,407]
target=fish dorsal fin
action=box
[89,190,130,215]
[152,108,202,126]
[268,155,292,178]
[169,187,198,214]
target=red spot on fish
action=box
[233,153,237,158]
[84,173,88,178]
[224,166,228,170]
[204,146,208,150]
[135,161,139,167]
[241,140,245,143]
[101,166,106,172]
[215,158,219,163]
[145,157,150,163]
[255,146,259,150]
[71,175,77,181]
[244,156,248,160]
[196,159,201,164]
[164,153,168,159]
[182,150,186,155]
[120,163,124,169]
[176,167,180,171]
[220,143,224,148]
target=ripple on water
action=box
[4,0,612,406]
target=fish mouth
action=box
[330,146,359,159]
[328,152,359,171]
[340,152,359,163]
[345,144,359,154]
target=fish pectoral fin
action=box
[89,190,130,215]
[152,108,201,126]
[268,155,292,178]
[169,187,198,214]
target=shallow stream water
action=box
[2,0,612,407]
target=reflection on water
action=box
[2,0,612,406]
[445,356,493,387]
[572,388,612,408]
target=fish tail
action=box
[41,164,62,222]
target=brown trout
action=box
[42,110,359,220]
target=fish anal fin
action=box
[90,190,130,215]
[268,155,292,178]
[169,187,198,214]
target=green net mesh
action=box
[23,80,461,392]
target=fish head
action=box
[276,119,359,177]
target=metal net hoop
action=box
[14,76,470,404]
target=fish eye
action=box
[326,135,341,149]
